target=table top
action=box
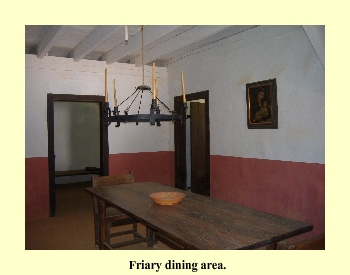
[86,182,313,250]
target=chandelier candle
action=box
[181,71,186,103]
[113,79,117,107]
[105,68,108,102]
[155,78,159,106]
[152,62,156,100]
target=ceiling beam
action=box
[37,26,68,59]
[133,25,232,66]
[102,25,183,65]
[71,26,123,62]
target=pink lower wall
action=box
[109,151,175,187]
[25,151,175,221]
[210,155,325,241]
[25,152,325,243]
[25,157,49,221]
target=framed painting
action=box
[246,78,278,129]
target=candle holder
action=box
[113,106,120,127]
[181,102,188,125]
[104,101,111,126]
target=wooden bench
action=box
[277,233,325,250]
[55,168,100,177]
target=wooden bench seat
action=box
[55,169,100,177]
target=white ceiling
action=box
[25,25,259,67]
[25,25,325,68]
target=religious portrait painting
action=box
[246,78,278,129]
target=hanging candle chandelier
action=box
[104,26,187,127]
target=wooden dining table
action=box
[85,181,313,250]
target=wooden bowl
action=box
[149,192,185,205]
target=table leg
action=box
[97,199,107,250]
[146,227,158,249]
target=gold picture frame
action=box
[246,78,278,129]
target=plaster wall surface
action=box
[167,25,325,164]
[25,54,170,159]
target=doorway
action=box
[47,94,109,217]
[174,90,210,196]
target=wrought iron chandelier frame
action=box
[105,85,186,127]
[103,25,187,127]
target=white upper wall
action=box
[25,25,325,165]
[25,55,170,158]
[167,25,325,164]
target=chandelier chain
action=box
[125,88,141,112]
[116,87,139,109]
[137,89,144,114]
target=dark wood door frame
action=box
[174,90,210,196]
[190,101,206,196]
[47,93,109,217]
